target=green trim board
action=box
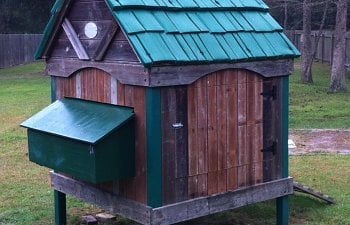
[36,0,300,67]
[146,88,162,207]
[277,76,290,225]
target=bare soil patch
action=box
[289,129,350,155]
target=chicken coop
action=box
[21,0,300,224]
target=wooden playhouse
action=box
[21,0,300,224]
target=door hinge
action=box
[261,85,277,100]
[261,141,277,155]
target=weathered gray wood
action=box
[51,172,152,225]
[43,0,73,58]
[151,177,293,225]
[46,58,149,86]
[0,34,42,68]
[62,18,90,60]
[94,22,119,61]
[51,172,292,225]
[293,181,336,204]
[148,59,294,86]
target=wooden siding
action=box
[187,69,264,199]
[49,0,138,63]
[160,87,188,205]
[54,68,147,203]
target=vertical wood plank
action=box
[263,79,276,182]
[207,73,218,195]
[110,76,118,104]
[237,125,247,188]
[174,87,188,202]
[161,87,176,205]
[133,86,147,203]
[187,85,198,176]
[188,176,198,199]
[196,77,208,175]
[197,173,208,197]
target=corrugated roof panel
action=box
[214,35,240,60]
[186,12,209,32]
[114,11,145,34]
[109,0,268,9]
[133,10,164,32]
[159,34,190,61]
[117,0,146,6]
[197,12,226,33]
[166,12,201,33]
[176,0,199,7]
[174,34,198,60]
[253,33,277,56]
[191,34,213,60]
[136,33,176,62]
[280,33,301,55]
[153,11,178,33]
[264,33,299,56]
[237,32,266,57]
[230,12,254,31]
[128,35,153,64]
[222,33,249,59]
[198,33,228,60]
[182,35,206,61]
[228,34,253,58]
[260,13,283,30]
[212,12,241,32]
[241,12,274,32]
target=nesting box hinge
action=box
[261,141,277,155]
[260,85,277,100]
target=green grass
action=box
[289,62,350,129]
[0,63,98,225]
[0,62,350,225]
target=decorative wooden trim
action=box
[148,59,294,87]
[46,58,293,87]
[42,0,73,58]
[94,22,119,61]
[62,18,90,60]
[50,172,293,225]
[46,58,150,86]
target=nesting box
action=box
[21,98,135,183]
[24,0,300,224]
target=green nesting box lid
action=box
[21,98,135,183]
[21,98,134,144]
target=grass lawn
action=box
[0,61,349,225]
[290,61,350,129]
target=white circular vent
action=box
[84,22,98,39]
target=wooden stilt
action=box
[277,77,290,225]
[54,190,67,225]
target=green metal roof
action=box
[36,0,300,66]
[21,98,134,144]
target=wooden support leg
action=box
[277,196,289,225]
[277,77,290,225]
[54,190,67,225]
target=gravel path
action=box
[289,129,350,155]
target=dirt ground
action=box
[289,129,350,155]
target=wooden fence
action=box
[285,30,350,66]
[0,34,42,68]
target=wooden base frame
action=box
[51,172,293,225]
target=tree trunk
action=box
[284,1,288,30]
[329,0,348,93]
[301,0,313,84]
